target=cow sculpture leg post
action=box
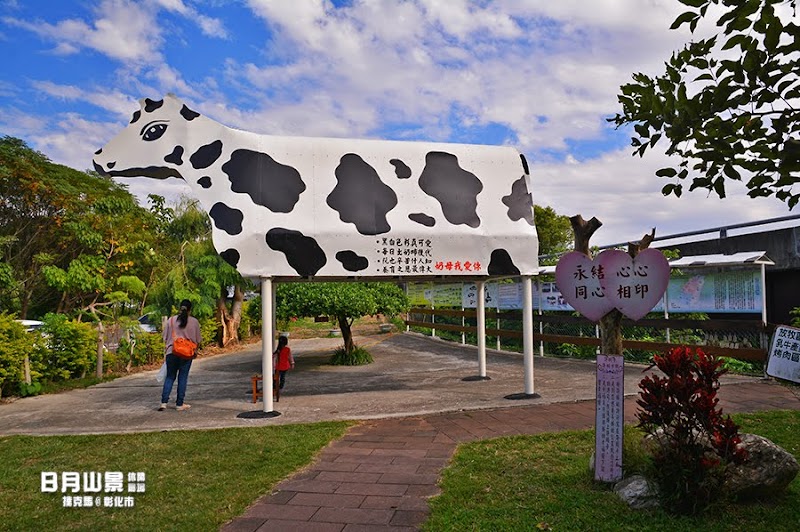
[505,275,540,400]
[237,277,281,419]
[462,281,491,382]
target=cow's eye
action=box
[142,123,168,141]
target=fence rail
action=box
[405,307,768,362]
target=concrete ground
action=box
[0,332,761,436]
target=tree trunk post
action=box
[339,315,354,354]
[96,322,105,379]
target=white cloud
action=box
[533,149,793,247]
[29,81,138,117]
[9,0,798,237]
[232,0,695,160]
[154,0,228,38]
[4,0,163,63]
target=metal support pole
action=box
[522,275,535,395]
[262,277,275,413]
[506,275,539,399]
[477,281,487,378]
[237,278,281,419]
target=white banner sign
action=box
[766,325,800,383]
[595,354,624,483]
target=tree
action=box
[146,198,253,346]
[609,0,800,208]
[0,136,159,319]
[534,205,572,258]
[276,282,408,358]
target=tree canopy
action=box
[534,204,572,258]
[609,0,800,208]
[0,136,158,319]
[276,282,408,355]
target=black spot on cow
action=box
[190,140,223,169]
[220,248,240,269]
[389,158,412,179]
[487,249,520,276]
[222,149,306,213]
[409,213,436,227]
[198,176,212,189]
[327,153,397,235]
[502,176,535,226]
[335,250,369,272]
[520,153,530,175]
[164,146,184,165]
[266,228,327,277]
[419,151,482,228]
[130,110,141,124]
[94,149,102,155]
[144,98,163,112]
[209,202,243,235]
[180,104,200,121]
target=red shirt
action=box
[274,346,294,371]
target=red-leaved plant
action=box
[637,346,748,515]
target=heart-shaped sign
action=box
[555,251,616,322]
[596,248,670,321]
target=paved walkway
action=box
[221,380,800,531]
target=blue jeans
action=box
[161,354,193,406]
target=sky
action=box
[1,0,798,247]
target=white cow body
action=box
[94,95,539,279]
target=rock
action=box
[725,433,800,501]
[614,475,660,510]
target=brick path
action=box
[221,380,800,532]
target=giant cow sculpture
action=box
[93,94,539,279]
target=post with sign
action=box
[555,216,669,483]
[766,325,800,384]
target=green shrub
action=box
[0,313,33,398]
[555,342,596,359]
[40,314,96,381]
[330,344,373,365]
[245,296,262,333]
[791,307,800,327]
[199,316,219,346]
[238,301,253,340]
[117,330,165,368]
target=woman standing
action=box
[159,299,202,411]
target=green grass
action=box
[425,410,800,532]
[0,421,351,531]
[38,375,121,395]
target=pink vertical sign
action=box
[595,354,624,482]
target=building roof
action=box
[668,251,774,268]
[537,251,774,275]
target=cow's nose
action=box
[93,160,114,176]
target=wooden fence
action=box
[405,307,768,362]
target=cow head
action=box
[93,94,201,180]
